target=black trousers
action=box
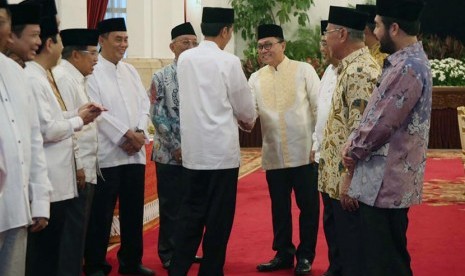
[169,167,239,276]
[155,162,187,263]
[26,198,72,276]
[359,203,412,276]
[57,183,95,276]
[84,164,145,274]
[331,198,362,276]
[265,163,320,261]
[321,192,342,275]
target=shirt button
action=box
[18,140,21,143]
[11,119,15,123]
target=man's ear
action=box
[221,26,229,38]
[71,49,80,60]
[98,35,105,46]
[340,28,348,43]
[45,37,54,52]
[169,42,175,53]
[390,22,400,37]
[281,40,287,51]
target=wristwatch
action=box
[135,128,145,135]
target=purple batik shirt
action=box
[347,42,432,208]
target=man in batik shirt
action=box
[149,22,200,269]
[313,20,341,276]
[356,4,388,67]
[318,6,380,276]
[343,1,432,275]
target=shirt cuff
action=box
[69,116,84,132]
[30,199,50,219]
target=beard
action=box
[379,32,396,55]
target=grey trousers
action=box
[0,226,28,276]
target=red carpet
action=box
[106,157,465,276]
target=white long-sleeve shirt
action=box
[249,57,320,170]
[0,136,5,196]
[25,61,80,202]
[313,64,337,162]
[178,41,256,170]
[53,59,98,184]
[87,55,150,168]
[0,54,52,232]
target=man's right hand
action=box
[78,102,107,125]
[29,217,48,232]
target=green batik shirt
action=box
[318,47,381,200]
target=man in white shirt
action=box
[24,16,103,276]
[169,7,256,276]
[52,28,100,276]
[0,3,52,275]
[84,18,153,276]
[249,24,320,275]
[313,20,341,276]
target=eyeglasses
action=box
[79,50,99,57]
[257,41,282,51]
[324,28,343,36]
[176,39,198,47]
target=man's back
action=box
[178,40,255,170]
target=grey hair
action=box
[345,27,365,42]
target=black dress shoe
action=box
[193,255,203,263]
[256,256,294,272]
[294,258,312,275]
[162,260,170,269]
[118,264,155,275]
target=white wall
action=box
[56,0,87,29]
[9,0,87,29]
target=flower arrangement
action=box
[430,58,465,87]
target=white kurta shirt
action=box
[0,54,52,232]
[313,64,337,162]
[25,61,81,202]
[249,57,320,170]
[87,55,150,168]
[53,59,98,184]
[0,137,5,196]
[178,41,256,170]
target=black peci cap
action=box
[0,0,8,9]
[20,0,57,17]
[376,0,425,22]
[39,16,58,37]
[9,3,41,26]
[202,7,234,24]
[61,28,99,47]
[171,22,196,40]
[320,20,328,35]
[356,4,376,25]
[97,17,127,35]
[328,6,368,31]
[257,24,284,40]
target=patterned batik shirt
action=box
[318,47,381,199]
[369,42,388,68]
[348,42,432,208]
[149,62,181,165]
